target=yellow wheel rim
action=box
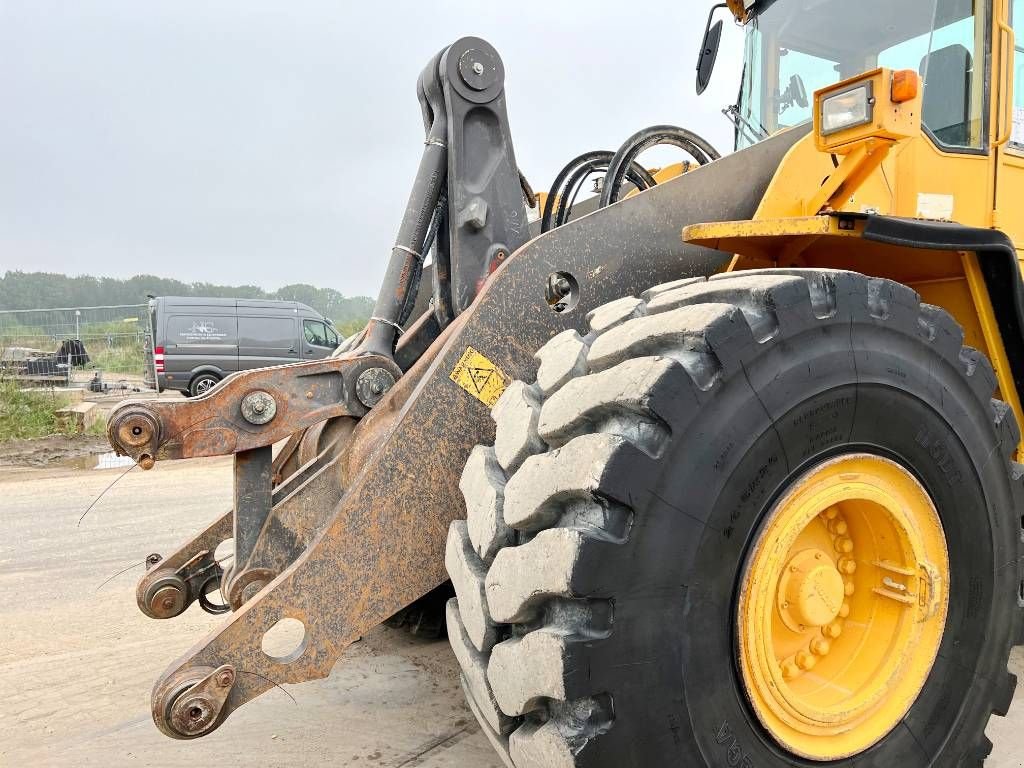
[737,453,949,761]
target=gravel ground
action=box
[0,456,1021,767]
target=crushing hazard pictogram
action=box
[450,347,510,406]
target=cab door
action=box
[994,0,1024,251]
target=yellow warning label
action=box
[450,346,510,407]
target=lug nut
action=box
[811,637,832,656]
[824,621,843,639]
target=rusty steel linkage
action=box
[111,352,399,625]
[107,354,400,467]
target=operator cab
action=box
[722,0,991,153]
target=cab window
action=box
[880,4,987,150]
[1013,0,1024,149]
[777,48,839,130]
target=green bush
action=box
[0,379,70,441]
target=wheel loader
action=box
[106,0,1024,764]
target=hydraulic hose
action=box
[554,157,653,229]
[599,125,722,208]
[541,151,656,233]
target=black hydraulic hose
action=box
[362,50,449,356]
[599,125,722,208]
[542,151,609,234]
[518,170,537,209]
[554,158,654,228]
[432,207,455,328]
[541,151,656,233]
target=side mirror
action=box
[696,10,726,95]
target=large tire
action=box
[446,270,1024,767]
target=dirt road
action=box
[1,459,503,768]
[1,458,1021,767]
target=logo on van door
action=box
[181,321,228,342]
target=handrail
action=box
[995,15,1016,147]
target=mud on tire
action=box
[446,270,1024,767]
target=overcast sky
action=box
[0,1,745,298]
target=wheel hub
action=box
[776,548,845,632]
[737,453,949,761]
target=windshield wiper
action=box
[723,104,769,144]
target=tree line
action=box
[0,271,374,332]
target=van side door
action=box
[237,315,300,370]
[300,319,339,360]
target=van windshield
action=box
[736,0,988,152]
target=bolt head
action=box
[149,583,186,618]
[472,61,484,75]
[240,390,277,425]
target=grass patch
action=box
[0,379,71,441]
[85,417,108,437]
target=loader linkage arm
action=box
[107,352,397,621]
[107,354,398,467]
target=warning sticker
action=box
[450,346,510,407]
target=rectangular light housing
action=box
[820,81,874,136]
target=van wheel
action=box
[447,270,1023,767]
[189,373,220,397]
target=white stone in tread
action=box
[446,599,515,738]
[509,721,576,768]
[587,303,735,375]
[503,432,627,532]
[586,296,645,334]
[493,381,546,474]
[445,521,497,652]
[488,630,569,716]
[538,356,678,445]
[534,330,589,396]
[460,445,512,563]
[486,528,584,623]
[640,276,705,302]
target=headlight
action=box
[820,82,874,136]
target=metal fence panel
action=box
[0,304,153,388]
